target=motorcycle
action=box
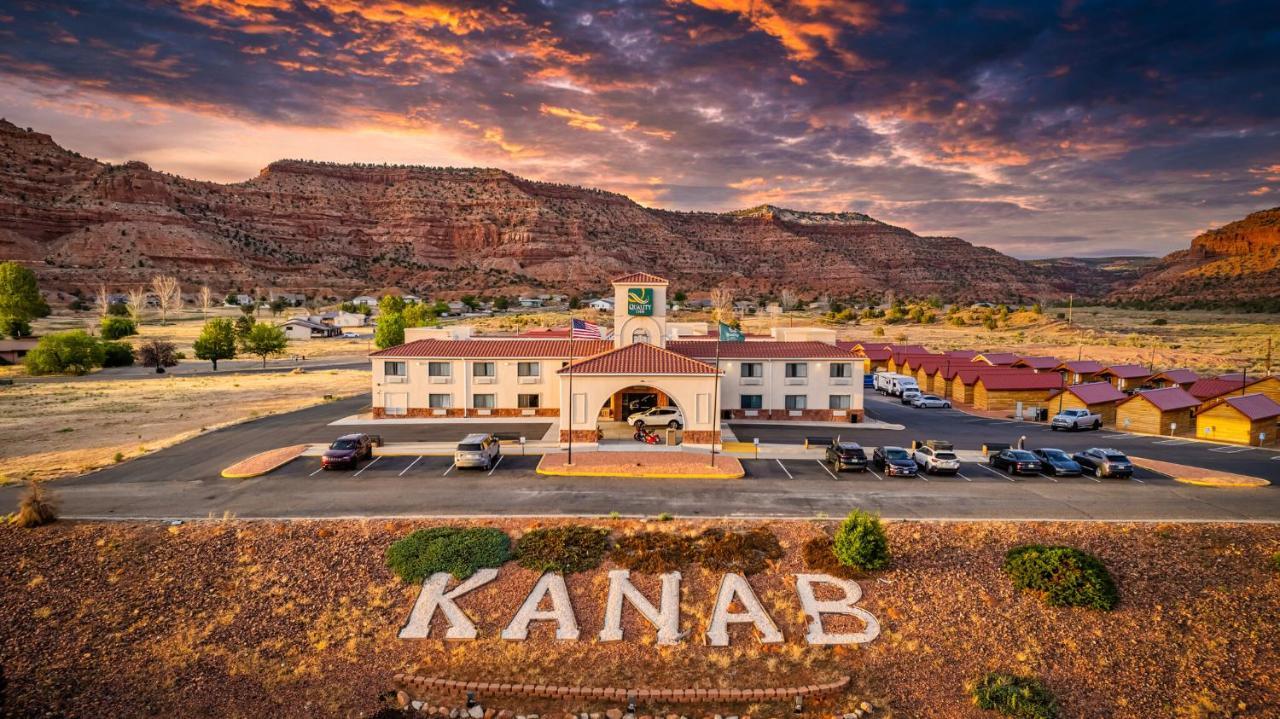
[633,427,663,445]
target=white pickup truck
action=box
[1050,408,1103,431]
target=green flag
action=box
[718,321,744,342]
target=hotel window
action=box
[384,361,406,377]
[740,395,763,409]
[473,361,495,377]
[631,328,651,344]
[428,394,453,409]
[741,362,763,378]
[785,395,807,410]
[518,393,540,409]
[518,362,540,377]
[428,362,451,377]
[829,395,851,410]
[472,393,495,409]
[785,362,807,378]
[830,362,852,378]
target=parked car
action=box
[825,441,868,472]
[1073,448,1134,478]
[1050,408,1103,431]
[454,433,501,470]
[872,446,918,476]
[342,332,360,338]
[913,446,961,474]
[899,388,922,405]
[627,406,684,429]
[910,394,952,409]
[321,433,383,469]
[1031,448,1083,476]
[863,374,875,389]
[989,448,1043,475]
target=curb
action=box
[534,457,745,480]
[1129,457,1270,488]
[220,445,309,479]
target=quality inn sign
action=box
[399,569,880,646]
[626,288,654,316]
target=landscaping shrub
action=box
[801,535,858,578]
[1002,544,1118,610]
[969,672,1059,719]
[514,525,610,574]
[99,316,137,340]
[1270,551,1280,573]
[695,527,783,575]
[23,330,104,375]
[833,510,890,570]
[13,482,57,528]
[101,341,135,368]
[385,527,510,582]
[610,531,697,573]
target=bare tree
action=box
[780,288,797,312]
[151,275,181,325]
[126,286,147,324]
[710,285,735,325]
[94,283,111,318]
[199,285,213,319]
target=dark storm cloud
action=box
[0,0,1276,256]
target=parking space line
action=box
[776,459,793,480]
[1037,472,1059,483]
[398,456,423,477]
[1098,432,1129,439]
[442,463,455,476]
[1209,446,1252,454]
[976,464,1017,482]
[1130,475,1145,484]
[488,456,504,476]
[917,472,930,482]
[309,465,325,477]
[816,461,838,480]
[865,466,884,480]
[954,472,973,481]
[1154,438,1193,445]
[352,456,380,477]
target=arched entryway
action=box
[594,384,687,445]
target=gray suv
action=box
[454,433,501,470]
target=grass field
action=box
[0,369,369,483]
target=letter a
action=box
[501,573,580,640]
[598,569,681,645]
[398,568,498,640]
[705,573,783,646]
[793,574,880,645]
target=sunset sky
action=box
[1,0,1276,257]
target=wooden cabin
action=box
[972,352,1019,367]
[1045,381,1128,425]
[1114,387,1200,436]
[1190,375,1280,409]
[1094,364,1153,392]
[1194,393,1280,446]
[1010,356,1061,372]
[839,342,890,374]
[1053,360,1105,385]
[972,372,1065,412]
[1144,368,1199,391]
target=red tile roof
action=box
[559,342,717,375]
[1097,364,1152,379]
[1055,360,1105,374]
[516,326,571,337]
[1050,381,1127,405]
[1188,375,1250,400]
[668,340,853,360]
[944,349,979,359]
[1011,356,1062,370]
[1121,387,1201,412]
[976,372,1066,391]
[838,341,892,360]
[1215,393,1280,421]
[369,339,611,358]
[973,352,1019,366]
[1148,368,1199,385]
[949,365,1032,382]
[611,271,668,284]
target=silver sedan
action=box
[910,394,952,409]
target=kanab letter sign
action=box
[627,288,654,316]
[399,569,880,646]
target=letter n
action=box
[598,569,681,645]
[398,568,498,640]
[705,573,783,646]
[793,573,880,645]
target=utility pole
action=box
[1267,337,1273,376]
[1066,294,1073,327]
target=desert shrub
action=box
[833,510,890,570]
[23,330,104,375]
[385,527,510,582]
[13,482,57,528]
[1270,551,1280,572]
[1151,318,1168,326]
[2,316,32,338]
[514,525,610,574]
[695,527,783,575]
[99,316,137,340]
[101,341,135,367]
[801,535,858,578]
[969,672,1059,719]
[1002,545,1118,610]
[610,531,697,573]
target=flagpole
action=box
[566,322,575,466]
[710,334,721,467]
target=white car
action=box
[627,406,684,429]
[911,394,952,408]
[342,332,360,338]
[913,446,961,475]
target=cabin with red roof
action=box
[1094,364,1153,392]
[1009,356,1061,372]
[1114,387,1201,436]
[1144,368,1199,391]
[973,371,1066,412]
[1053,360,1105,385]
[1046,382,1129,425]
[971,352,1019,366]
[1194,393,1280,446]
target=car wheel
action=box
[1050,425,1057,431]
[944,403,951,408]
[1095,466,1105,478]
[1092,420,1101,430]
[668,420,680,429]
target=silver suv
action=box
[454,433,501,470]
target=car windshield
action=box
[923,396,938,401]
[1009,450,1037,460]
[457,443,483,451]
[837,444,862,452]
[1040,449,1069,460]
[935,452,957,460]
[331,440,357,449]
[1106,454,1129,462]
[884,448,910,460]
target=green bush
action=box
[969,672,1058,719]
[1270,551,1280,572]
[385,527,511,582]
[1002,545,1118,610]
[515,525,610,574]
[833,510,890,570]
[2,316,32,339]
[101,341,135,367]
[23,330,104,375]
[99,316,137,340]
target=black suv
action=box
[872,446,918,477]
[989,448,1043,475]
[825,441,868,472]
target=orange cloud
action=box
[539,104,606,132]
[678,0,878,69]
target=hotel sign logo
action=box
[627,288,654,316]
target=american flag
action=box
[570,318,604,339]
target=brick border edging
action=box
[393,674,850,704]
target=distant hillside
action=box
[0,120,1075,302]
[1027,256,1162,298]
[1108,208,1280,310]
